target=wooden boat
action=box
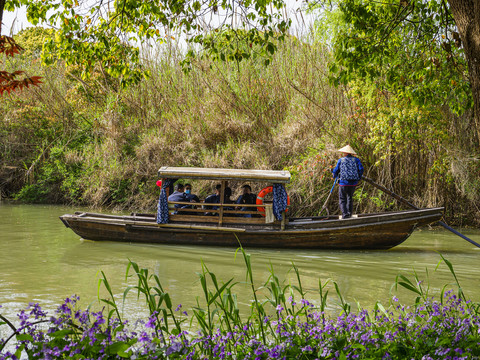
[60,167,444,250]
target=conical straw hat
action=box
[338,145,357,155]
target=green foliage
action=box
[317,0,472,114]
[14,142,85,203]
[11,0,291,85]
[14,27,55,59]
[14,182,50,202]
[347,80,450,161]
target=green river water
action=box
[1,203,479,333]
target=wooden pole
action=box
[218,180,226,226]
[320,178,338,216]
[362,176,418,209]
[362,176,480,249]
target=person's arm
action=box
[332,159,341,178]
[235,195,243,210]
[357,158,364,179]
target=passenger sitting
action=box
[181,183,200,215]
[224,186,235,216]
[204,184,234,216]
[236,184,257,217]
[168,183,186,214]
[204,184,221,215]
[184,183,200,203]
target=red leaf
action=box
[1,35,42,96]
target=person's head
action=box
[185,183,192,195]
[215,183,222,195]
[175,183,184,192]
[242,184,252,195]
[224,187,232,198]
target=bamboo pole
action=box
[362,176,480,249]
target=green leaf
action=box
[108,342,130,357]
[266,42,275,55]
[16,334,34,342]
[49,329,75,338]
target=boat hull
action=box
[60,208,443,250]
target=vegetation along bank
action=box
[1,0,479,226]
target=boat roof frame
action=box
[158,167,291,183]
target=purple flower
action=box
[165,341,183,355]
[145,314,156,329]
[139,331,150,342]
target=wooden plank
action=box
[75,216,246,232]
[169,215,276,225]
[175,208,260,216]
[168,201,271,208]
[157,167,291,183]
[134,221,246,232]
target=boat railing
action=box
[167,200,288,229]
[159,173,290,229]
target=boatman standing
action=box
[332,145,364,219]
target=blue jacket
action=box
[332,155,364,186]
[168,191,187,209]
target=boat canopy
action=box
[157,167,291,183]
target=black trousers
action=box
[339,186,356,218]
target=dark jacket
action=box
[185,193,200,203]
[204,194,234,215]
[236,193,257,212]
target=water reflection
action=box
[0,203,479,327]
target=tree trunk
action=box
[0,0,5,34]
[448,0,480,144]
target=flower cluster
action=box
[1,290,479,360]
